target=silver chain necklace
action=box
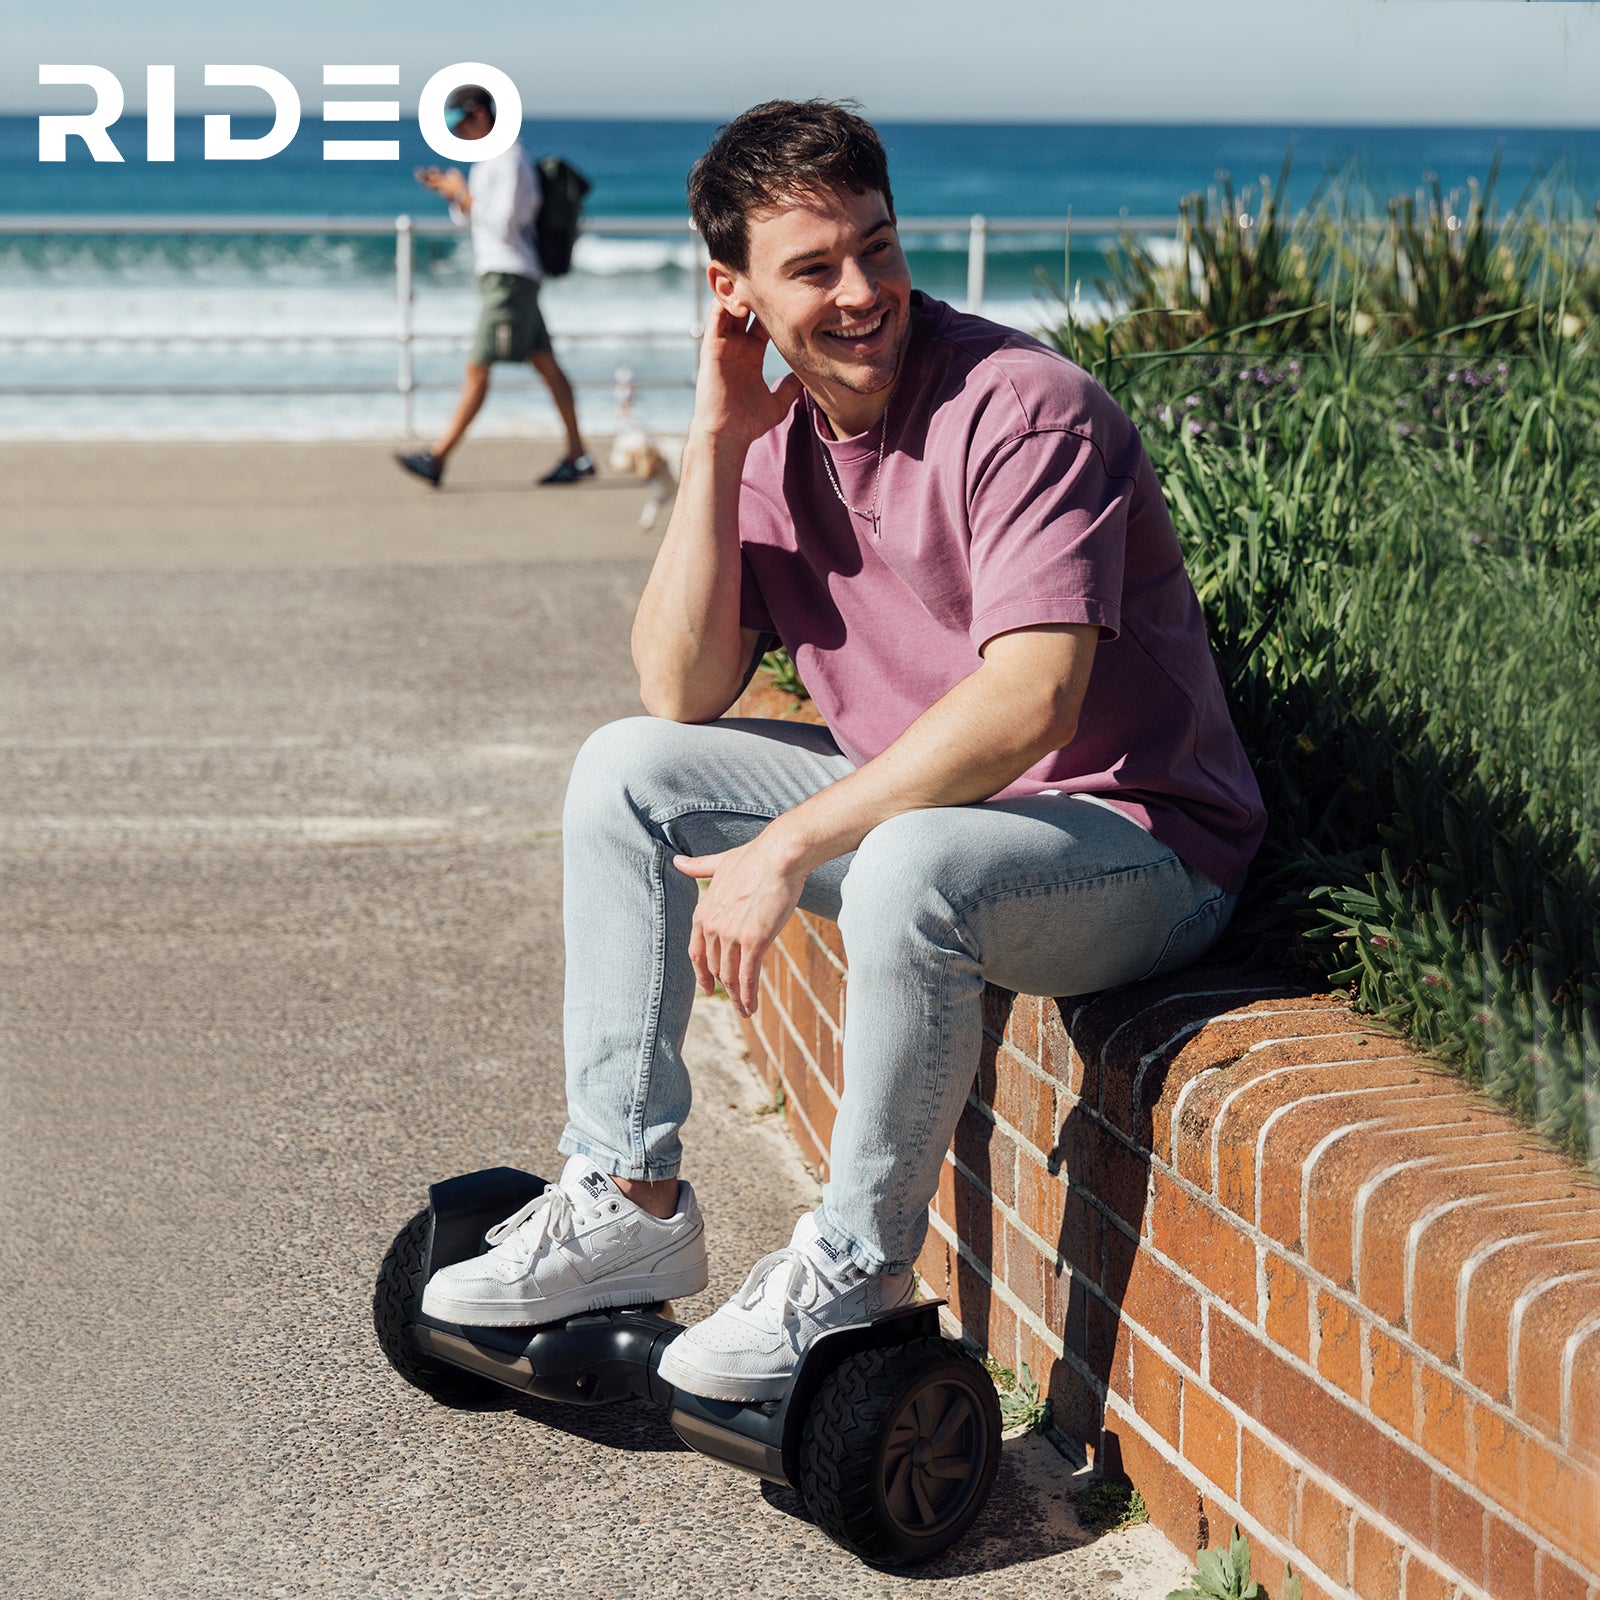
[810,391,891,534]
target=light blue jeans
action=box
[557,717,1235,1274]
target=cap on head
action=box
[444,84,494,131]
[687,99,894,274]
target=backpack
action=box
[532,155,591,277]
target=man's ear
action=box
[707,261,750,320]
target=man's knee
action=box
[838,810,967,949]
[564,716,709,819]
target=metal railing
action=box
[0,212,1175,428]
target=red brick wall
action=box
[738,908,1600,1600]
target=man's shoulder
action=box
[914,294,1130,444]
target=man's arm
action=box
[677,621,1099,1013]
[631,306,802,721]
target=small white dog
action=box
[608,428,680,533]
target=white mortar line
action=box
[1456,1228,1597,1368]
[1350,1157,1438,1297]
[1507,1268,1600,1412]
[1298,1116,1399,1250]
[1559,1310,1600,1451]
[1254,1086,1412,1230]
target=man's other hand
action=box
[674,832,808,1017]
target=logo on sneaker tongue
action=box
[579,1171,612,1202]
[812,1234,847,1266]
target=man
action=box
[396,84,592,488]
[422,101,1266,1402]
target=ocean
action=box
[3,117,1597,440]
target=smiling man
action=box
[421,101,1266,1402]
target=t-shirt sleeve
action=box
[966,428,1131,649]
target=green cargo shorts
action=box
[468,271,552,366]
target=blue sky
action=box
[8,0,1600,124]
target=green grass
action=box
[1047,176,1599,1165]
[1072,1478,1149,1537]
[983,1357,1050,1432]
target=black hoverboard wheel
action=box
[372,1208,506,1407]
[798,1335,1002,1566]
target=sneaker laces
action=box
[484,1183,587,1266]
[733,1246,835,1336]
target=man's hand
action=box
[414,165,468,206]
[674,831,809,1017]
[692,305,804,453]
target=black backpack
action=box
[533,155,591,277]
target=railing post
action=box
[966,214,987,315]
[395,213,415,435]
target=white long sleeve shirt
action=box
[453,144,543,280]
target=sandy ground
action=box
[0,438,1193,1599]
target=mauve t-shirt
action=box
[737,292,1266,894]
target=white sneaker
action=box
[420,1155,709,1327]
[657,1213,914,1402]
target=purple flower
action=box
[1187,419,1204,436]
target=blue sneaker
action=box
[394,448,444,487]
[539,454,596,485]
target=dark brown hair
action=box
[687,100,894,272]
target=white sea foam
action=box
[0,255,1060,439]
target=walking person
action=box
[395,83,592,488]
[421,100,1266,1403]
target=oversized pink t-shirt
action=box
[737,292,1266,894]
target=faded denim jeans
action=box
[558,716,1235,1274]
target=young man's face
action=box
[718,184,913,419]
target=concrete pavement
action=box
[0,439,1192,1599]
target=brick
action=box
[1263,1249,1314,1362]
[1091,1134,1154,1234]
[1470,1402,1527,1522]
[1239,1426,1294,1540]
[1017,1323,1059,1391]
[1132,1334,1183,1449]
[1146,1009,1377,1169]
[981,983,1015,1044]
[1049,1350,1106,1453]
[1182,1380,1239,1494]
[1303,1102,1508,1287]
[1352,1515,1404,1600]
[1369,1324,1418,1438]
[1418,1363,1471,1480]
[814,1016,841,1095]
[1111,1226,1202,1373]
[1294,1473,1353,1588]
[1103,1401,1207,1554]
[1003,1217,1047,1323]
[1017,1157,1101,1276]
[1463,1237,1600,1404]
[1410,1190,1594,1365]
[993,1047,1057,1152]
[1536,1548,1595,1600]
[1039,1000,1083,1096]
[1403,1553,1454,1600]
[1569,1321,1600,1466]
[812,912,846,965]
[1524,1432,1600,1574]
[932,1155,959,1232]
[1485,1514,1540,1600]
[1147,1168,1257,1320]
[1210,1312,1486,1577]
[916,1231,950,1301]
[1514,1275,1600,1443]
[1004,993,1044,1065]
[1213,1061,1424,1228]
[1316,1290,1365,1402]
[1359,1150,1584,1330]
